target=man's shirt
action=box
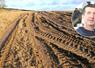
[76,27,95,36]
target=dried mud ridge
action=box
[0,11,95,68]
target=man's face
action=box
[82,7,95,27]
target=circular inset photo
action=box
[72,1,95,38]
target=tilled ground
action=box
[0,10,95,68]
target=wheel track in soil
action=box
[31,12,95,67]
[0,11,95,68]
[31,12,95,64]
[0,13,35,68]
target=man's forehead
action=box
[85,7,95,10]
[85,7,95,12]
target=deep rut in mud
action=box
[0,11,95,68]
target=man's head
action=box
[82,4,95,30]
[87,1,91,5]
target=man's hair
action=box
[82,4,95,14]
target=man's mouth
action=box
[88,19,94,22]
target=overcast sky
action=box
[5,0,95,11]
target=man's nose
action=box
[90,14,94,19]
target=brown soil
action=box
[0,9,95,68]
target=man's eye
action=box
[87,12,91,14]
[93,12,95,15]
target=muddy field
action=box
[0,9,95,68]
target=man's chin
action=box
[87,22,95,25]
[89,23,95,26]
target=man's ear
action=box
[82,14,84,19]
[81,15,85,25]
